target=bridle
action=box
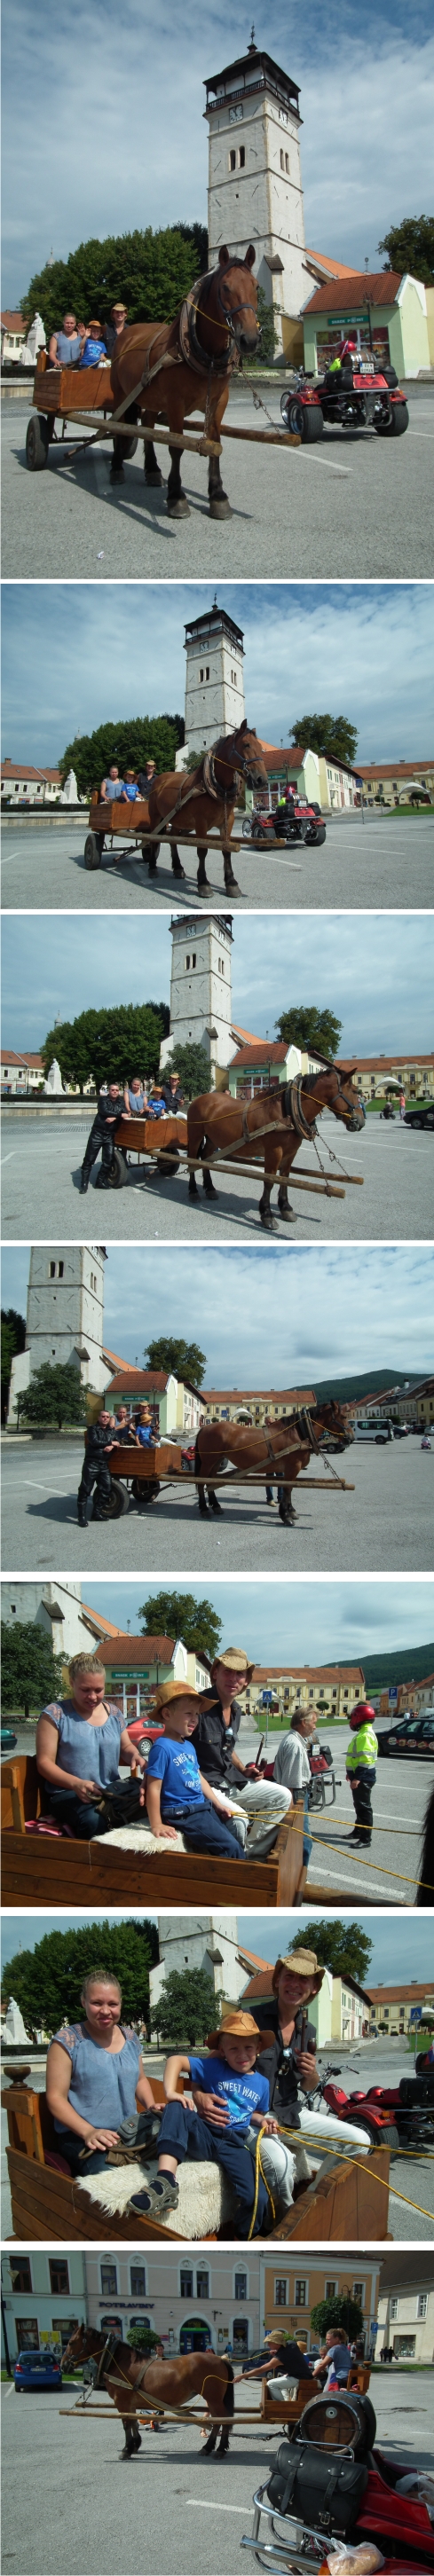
[197,260,260,352]
[288,1071,363,1138]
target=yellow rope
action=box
[273,2120,433,2219]
[311,1827,433,1896]
[248,2126,276,2240]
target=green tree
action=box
[173,220,209,271]
[162,1041,212,1100]
[41,1002,165,1093]
[138,1592,222,1662]
[274,1006,343,1061]
[290,1921,373,1985]
[1,1919,159,2039]
[310,2293,364,2343]
[19,1362,88,1432]
[126,2327,160,2353]
[144,1339,207,1388]
[256,286,280,364]
[1,1306,26,1420]
[152,1967,217,2048]
[377,216,434,286]
[290,715,359,766]
[21,225,205,343]
[1,1621,64,1720]
[59,714,184,800]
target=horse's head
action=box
[217,719,269,796]
[61,2321,95,2371]
[332,1063,366,1132]
[317,1397,354,1449]
[217,244,260,355]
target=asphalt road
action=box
[2,1432,431,1579]
[2,813,433,911]
[248,1715,431,1907]
[3,387,434,579]
[2,1109,432,1242]
[2,2369,432,2576]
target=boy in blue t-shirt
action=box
[129,2012,277,2234]
[146,1682,244,1864]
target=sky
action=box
[2,1243,433,1386]
[1,1906,430,1987]
[2,583,434,771]
[2,0,433,305]
[3,909,434,1058]
[67,1572,434,1662]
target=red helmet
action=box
[349,1700,376,1726]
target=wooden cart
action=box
[104,1438,355,1516]
[1,1753,305,1909]
[26,351,115,470]
[2,2069,390,2245]
[98,1112,351,1211]
[83,798,304,877]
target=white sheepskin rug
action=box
[79,2157,237,2236]
[95,1823,187,1853]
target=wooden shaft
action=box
[55,413,222,455]
[221,423,300,448]
[185,1156,344,1196]
[136,1470,353,1490]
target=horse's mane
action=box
[301,1059,335,1091]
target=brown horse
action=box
[194,1398,353,1527]
[144,719,269,896]
[187,1062,366,1225]
[61,2322,234,2461]
[109,247,260,518]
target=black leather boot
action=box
[79,1169,90,1193]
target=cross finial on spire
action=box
[249,24,256,51]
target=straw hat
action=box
[272,1947,324,1994]
[200,1644,255,1685]
[206,2008,274,2053]
[151,1678,208,1712]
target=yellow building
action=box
[338,1054,434,1103]
[262,2258,382,2354]
[248,1662,365,1719]
[368,1983,434,2036]
[201,1386,316,1425]
[358,759,434,807]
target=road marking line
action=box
[1,1154,14,1164]
[408,429,434,439]
[186,2501,249,2513]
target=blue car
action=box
[13,2350,63,2392]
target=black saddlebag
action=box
[266,2439,368,2538]
[91,1779,146,1830]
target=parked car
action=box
[123,1714,164,1760]
[1,1724,17,1753]
[353,1421,393,1443]
[377,1709,434,1759]
[14,2350,63,2392]
[404,1100,434,1128]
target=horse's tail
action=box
[193,1430,202,1480]
[223,2364,234,2420]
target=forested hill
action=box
[312,1367,421,1405]
[327,1644,434,1692]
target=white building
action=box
[7,1245,108,1424]
[376,2262,434,2363]
[205,37,306,359]
[1,2252,88,2362]
[1,1579,116,1662]
[183,601,245,759]
[84,2249,261,2360]
[1,1049,44,1095]
[1,761,61,804]
[150,1912,247,2020]
[160,913,237,1080]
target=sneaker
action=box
[128,2175,179,2219]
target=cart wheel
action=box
[156,1150,180,1174]
[110,1149,128,1188]
[98,1480,130,1518]
[131,1477,161,1507]
[26,413,50,470]
[84,832,104,870]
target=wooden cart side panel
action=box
[6,2148,198,2243]
[33,364,114,417]
[1,2085,46,2164]
[1,1754,42,1830]
[1,1825,282,1908]
[271,2144,390,2242]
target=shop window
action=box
[17,2318,39,2350]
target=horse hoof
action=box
[278,1206,295,1221]
[197,879,211,896]
[209,496,233,519]
[109,467,124,483]
[145,470,164,487]
[224,876,241,897]
[259,1213,277,1232]
[172,861,185,878]
[167,495,190,517]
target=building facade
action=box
[0,1578,110,1662]
[150,1912,247,2019]
[1,760,61,804]
[261,2258,381,2355]
[1,1048,44,1095]
[94,1631,209,1721]
[183,603,245,758]
[376,2267,434,2363]
[227,1038,327,1099]
[1,2252,87,2362]
[302,270,431,380]
[358,759,434,808]
[205,40,306,359]
[103,1365,206,1437]
[201,1384,316,1424]
[247,1662,366,1720]
[339,1054,434,1103]
[84,2249,261,2360]
[367,1982,434,2037]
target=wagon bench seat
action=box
[1,1755,305,1908]
[2,2074,391,2244]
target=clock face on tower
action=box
[229,103,243,122]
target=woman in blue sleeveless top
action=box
[46,1968,155,2173]
[123,1076,149,1116]
[36,1653,146,1839]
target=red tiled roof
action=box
[202,1385,316,1404]
[369,1983,434,2006]
[304,250,360,281]
[1,1049,43,1069]
[259,743,307,770]
[230,1041,289,1068]
[339,1055,434,1073]
[102,1346,136,1371]
[251,1663,365,1685]
[1,311,26,332]
[80,1602,125,1638]
[106,1369,170,1394]
[95,1633,176,1669]
[1,761,61,783]
[359,761,434,781]
[303,271,403,315]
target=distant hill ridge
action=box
[325,1643,434,1692]
[312,1367,422,1404]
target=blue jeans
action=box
[163,1803,244,1859]
[46,1787,106,1840]
[158,2101,268,2236]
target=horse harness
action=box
[110,262,248,441]
[82,2334,151,2415]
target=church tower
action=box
[205,34,306,357]
[160,914,235,1082]
[25,1246,107,1383]
[184,599,245,757]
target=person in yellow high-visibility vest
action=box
[345,1700,378,1848]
